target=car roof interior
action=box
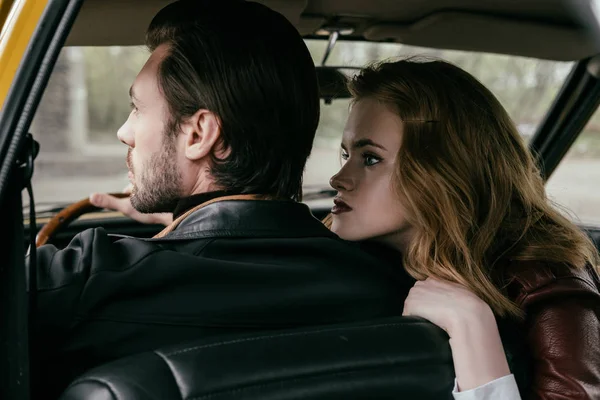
[66,0,600,61]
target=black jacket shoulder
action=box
[31,200,410,397]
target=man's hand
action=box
[89,185,173,226]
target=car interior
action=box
[2,0,600,399]
[23,0,600,249]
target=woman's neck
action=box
[370,228,413,255]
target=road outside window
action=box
[547,110,600,225]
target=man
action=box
[31,0,408,397]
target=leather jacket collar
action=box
[172,190,235,220]
[149,197,335,241]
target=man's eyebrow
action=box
[352,138,387,151]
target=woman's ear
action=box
[180,109,222,161]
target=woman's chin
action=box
[331,223,366,242]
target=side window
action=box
[546,108,600,225]
[29,46,147,205]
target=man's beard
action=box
[128,130,182,214]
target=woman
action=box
[91,59,600,399]
[325,58,600,399]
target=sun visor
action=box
[364,12,598,61]
[65,0,311,47]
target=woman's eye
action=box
[341,151,349,161]
[363,154,381,166]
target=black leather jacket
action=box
[30,199,410,398]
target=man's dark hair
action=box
[146,0,320,201]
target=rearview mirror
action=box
[316,67,353,104]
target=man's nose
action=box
[330,168,354,192]
[117,118,134,147]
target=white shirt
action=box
[452,374,521,400]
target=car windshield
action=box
[27,39,574,213]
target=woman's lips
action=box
[332,198,352,215]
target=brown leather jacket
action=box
[506,261,600,399]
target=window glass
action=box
[28,40,573,211]
[546,109,600,224]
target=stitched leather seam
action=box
[522,275,600,304]
[69,313,370,328]
[151,229,335,241]
[163,321,435,356]
[188,362,448,400]
[555,275,599,293]
[69,314,287,327]
[155,195,277,238]
[65,377,121,400]
[191,238,216,256]
[154,350,186,400]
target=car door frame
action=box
[0,0,82,398]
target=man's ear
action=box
[180,109,222,161]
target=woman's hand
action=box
[403,277,512,392]
[402,277,492,336]
[89,185,173,226]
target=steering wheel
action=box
[35,193,129,247]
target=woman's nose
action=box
[330,170,354,192]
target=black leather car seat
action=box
[59,317,455,400]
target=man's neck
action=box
[172,190,237,219]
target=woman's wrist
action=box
[446,297,494,338]
[448,305,511,391]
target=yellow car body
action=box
[0,0,48,110]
